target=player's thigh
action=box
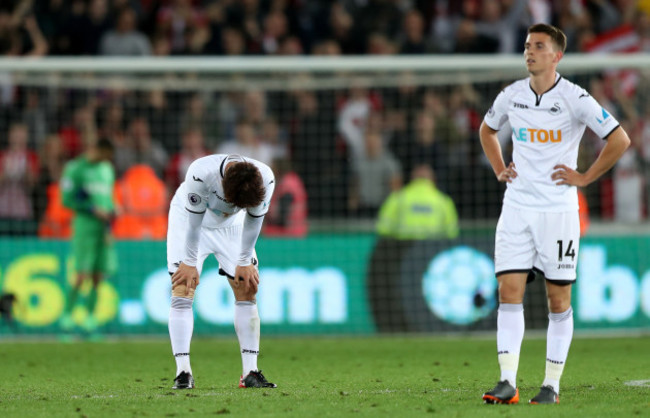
[95,233,117,277]
[533,210,580,282]
[494,205,536,275]
[73,230,101,274]
[167,202,188,274]
[208,224,259,278]
[206,225,259,299]
[167,206,212,273]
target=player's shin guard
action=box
[169,297,194,376]
[234,300,260,376]
[543,307,573,394]
[496,303,525,387]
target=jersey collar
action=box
[220,154,246,178]
[529,73,562,106]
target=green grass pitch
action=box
[0,335,648,417]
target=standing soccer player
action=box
[479,24,630,404]
[167,154,276,389]
[60,139,117,332]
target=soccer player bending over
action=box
[167,154,276,389]
[479,24,630,404]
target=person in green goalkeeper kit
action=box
[376,164,458,240]
[59,138,117,332]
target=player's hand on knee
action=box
[171,263,200,296]
[234,264,259,293]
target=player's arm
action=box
[235,172,276,292]
[552,126,630,187]
[479,121,517,183]
[171,166,209,296]
[60,163,91,213]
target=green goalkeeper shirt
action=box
[60,156,115,233]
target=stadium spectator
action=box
[220,26,248,55]
[99,7,151,56]
[613,121,643,223]
[263,157,308,237]
[217,119,274,166]
[165,126,209,192]
[179,93,215,148]
[77,0,112,55]
[394,110,448,192]
[58,104,97,159]
[261,10,289,55]
[114,117,168,178]
[261,116,288,159]
[156,0,207,55]
[337,80,383,161]
[241,90,268,134]
[0,122,39,234]
[399,9,432,54]
[21,90,48,151]
[327,3,363,54]
[349,131,402,216]
[354,0,404,48]
[142,90,177,154]
[37,135,73,239]
[290,89,347,216]
[376,164,458,240]
[33,134,66,223]
[0,11,48,57]
[113,164,168,240]
[471,0,528,53]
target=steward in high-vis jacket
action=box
[376,164,458,240]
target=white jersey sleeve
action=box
[246,164,275,218]
[484,88,511,130]
[237,164,276,265]
[181,160,210,267]
[573,90,620,139]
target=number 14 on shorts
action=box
[556,240,576,262]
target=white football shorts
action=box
[494,204,580,281]
[167,201,257,278]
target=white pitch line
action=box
[624,380,650,387]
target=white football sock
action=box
[543,307,573,394]
[169,297,194,376]
[496,303,525,387]
[234,300,260,376]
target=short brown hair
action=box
[528,23,567,53]
[223,162,265,208]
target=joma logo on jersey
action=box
[513,127,562,143]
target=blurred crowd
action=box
[1,0,650,237]
[2,0,650,57]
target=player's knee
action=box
[498,282,524,303]
[171,284,195,299]
[547,295,570,313]
[232,287,256,302]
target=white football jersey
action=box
[484,74,620,212]
[174,154,275,228]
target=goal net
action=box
[0,54,649,335]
